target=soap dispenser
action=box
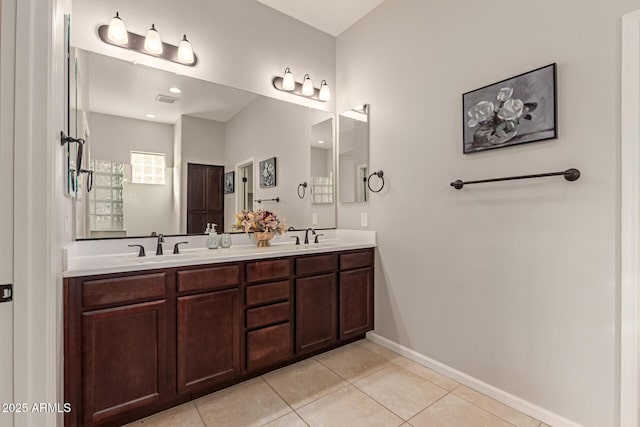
[207,223,219,249]
[205,223,211,234]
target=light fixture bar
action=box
[98,25,198,66]
[273,76,327,102]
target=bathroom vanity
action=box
[63,236,374,426]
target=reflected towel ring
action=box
[80,169,94,193]
[367,170,385,193]
[298,182,308,199]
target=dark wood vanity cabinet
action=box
[338,251,375,339]
[245,259,293,371]
[177,289,240,393]
[65,248,374,426]
[81,300,167,426]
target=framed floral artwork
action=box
[462,63,557,154]
[259,157,277,188]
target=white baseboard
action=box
[366,332,583,427]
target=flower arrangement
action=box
[233,209,287,235]
[467,87,537,146]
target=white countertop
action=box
[63,230,376,278]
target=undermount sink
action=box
[296,242,338,250]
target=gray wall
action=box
[71,0,336,112]
[336,0,638,426]
[178,115,226,232]
[89,112,174,166]
[87,112,178,236]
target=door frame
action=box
[235,157,255,214]
[12,0,69,425]
[621,8,640,427]
[0,0,16,424]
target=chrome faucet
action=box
[155,234,164,255]
[304,228,316,245]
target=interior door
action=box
[186,163,224,233]
[0,0,15,425]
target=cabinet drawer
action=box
[247,322,292,371]
[246,280,290,306]
[82,273,166,309]
[246,302,290,329]
[246,259,290,284]
[177,265,239,293]
[340,250,373,270]
[295,254,337,276]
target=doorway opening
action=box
[236,159,254,214]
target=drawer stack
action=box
[245,259,293,371]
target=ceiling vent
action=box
[156,94,179,104]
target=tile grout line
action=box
[291,381,352,413]
[350,379,423,422]
[405,390,454,424]
[390,357,463,394]
[259,375,301,425]
[451,386,538,427]
[192,400,208,427]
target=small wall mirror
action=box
[338,104,369,203]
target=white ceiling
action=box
[254,0,385,36]
[85,50,259,125]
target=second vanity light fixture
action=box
[99,11,197,66]
[273,68,331,102]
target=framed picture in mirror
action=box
[259,157,277,188]
[224,171,235,194]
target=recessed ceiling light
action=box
[168,87,182,94]
[146,113,156,118]
[317,140,325,144]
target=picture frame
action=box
[224,171,234,194]
[259,157,277,188]
[462,63,557,154]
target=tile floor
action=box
[127,339,549,427]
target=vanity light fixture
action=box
[301,74,314,96]
[177,35,194,64]
[272,68,330,102]
[98,13,198,66]
[107,12,128,44]
[282,68,295,91]
[168,87,182,94]
[144,24,163,54]
[319,80,331,101]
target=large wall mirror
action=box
[338,105,369,203]
[68,48,336,239]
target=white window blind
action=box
[131,151,166,185]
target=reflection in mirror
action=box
[66,14,81,199]
[310,118,334,205]
[338,105,369,203]
[70,48,336,239]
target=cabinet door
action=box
[177,289,240,393]
[339,268,374,339]
[295,273,337,354]
[82,300,166,426]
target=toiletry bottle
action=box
[205,223,211,234]
[221,233,232,248]
[207,224,219,249]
